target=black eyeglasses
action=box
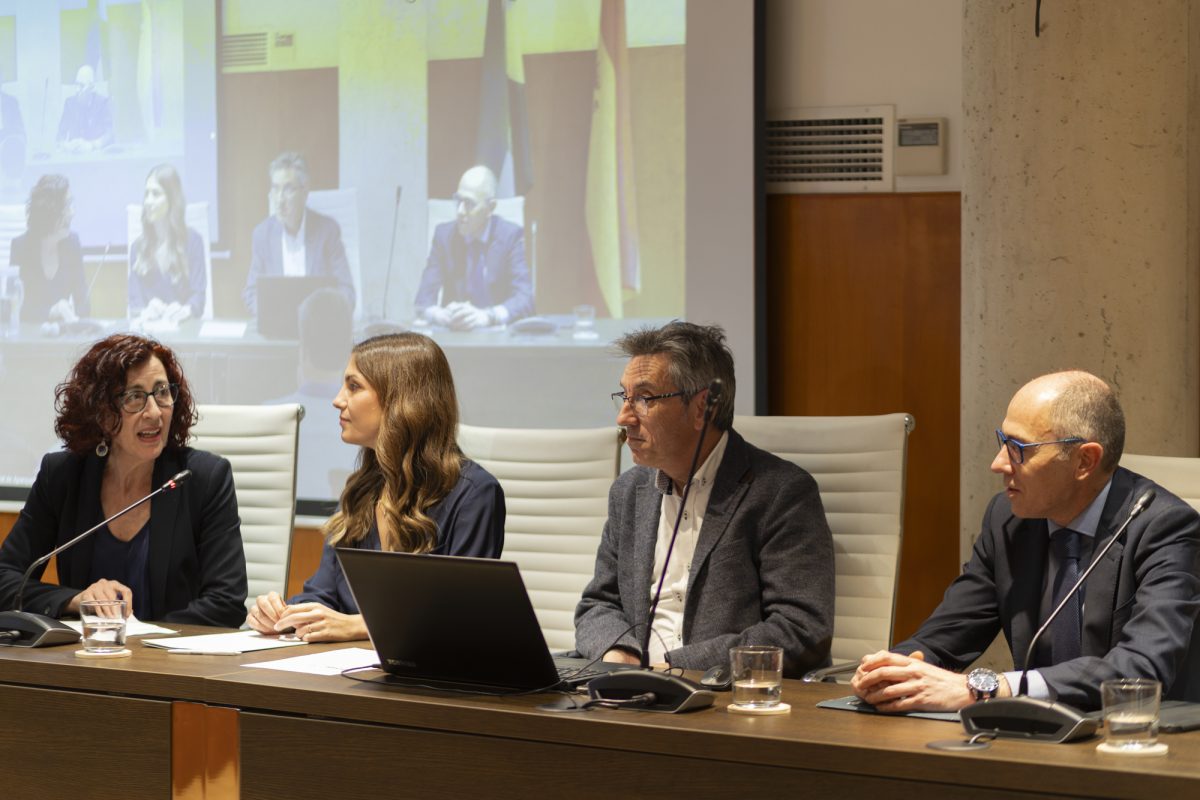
[611,390,686,417]
[995,429,1085,465]
[117,383,179,414]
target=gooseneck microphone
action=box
[0,470,192,648]
[960,488,1157,743]
[638,378,723,668]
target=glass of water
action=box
[80,599,128,653]
[1101,678,1161,752]
[730,645,783,708]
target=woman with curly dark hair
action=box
[128,163,206,320]
[10,173,89,322]
[0,334,247,626]
[245,332,505,642]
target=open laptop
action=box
[336,548,635,692]
[256,275,337,339]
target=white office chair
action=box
[1119,454,1200,512]
[125,202,214,320]
[306,188,362,317]
[427,196,535,293]
[192,403,302,611]
[458,424,621,651]
[735,413,915,666]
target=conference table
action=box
[2,629,1199,800]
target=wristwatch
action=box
[966,668,1000,701]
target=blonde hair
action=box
[324,333,463,553]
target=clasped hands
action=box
[850,650,1008,712]
[245,591,367,643]
[425,301,493,331]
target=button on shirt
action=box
[647,431,729,665]
[1005,478,1111,699]
[281,211,307,277]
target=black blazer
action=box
[894,467,1200,709]
[0,448,248,627]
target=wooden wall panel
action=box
[765,192,961,640]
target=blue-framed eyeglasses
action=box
[995,429,1085,465]
[611,390,686,416]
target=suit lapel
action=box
[146,453,184,620]
[630,477,661,629]
[1082,470,1134,654]
[688,432,751,595]
[62,455,107,588]
[303,210,318,276]
[1007,516,1049,670]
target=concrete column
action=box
[961,0,1200,552]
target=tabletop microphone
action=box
[0,470,192,648]
[960,488,1156,743]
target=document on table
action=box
[63,616,176,637]
[244,647,380,676]
[142,629,308,654]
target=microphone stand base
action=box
[960,696,1099,743]
[0,611,82,648]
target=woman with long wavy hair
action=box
[128,163,206,319]
[11,173,88,322]
[245,332,505,642]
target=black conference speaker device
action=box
[0,470,191,648]
[586,670,716,713]
[960,490,1156,743]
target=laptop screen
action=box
[336,548,563,691]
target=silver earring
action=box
[95,440,109,457]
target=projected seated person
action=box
[265,288,357,501]
[245,333,505,643]
[574,322,835,677]
[241,151,356,316]
[57,65,113,153]
[413,165,534,330]
[851,371,1200,712]
[0,334,248,626]
[0,68,25,179]
[128,164,206,322]
[11,174,89,322]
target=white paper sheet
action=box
[64,616,176,637]
[243,647,380,676]
[141,629,308,653]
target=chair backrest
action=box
[458,424,621,651]
[125,201,213,319]
[1119,454,1200,512]
[306,188,361,317]
[192,403,302,610]
[734,413,914,665]
[0,203,25,268]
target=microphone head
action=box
[705,379,723,407]
[164,469,193,490]
[396,185,403,203]
[1132,489,1157,516]
[617,427,628,446]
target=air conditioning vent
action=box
[764,105,895,193]
[222,32,269,69]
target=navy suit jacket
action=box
[574,430,835,678]
[414,216,533,322]
[243,208,355,315]
[0,448,248,627]
[894,467,1200,709]
[290,459,506,613]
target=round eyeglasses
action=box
[117,383,179,414]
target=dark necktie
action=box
[1047,529,1083,664]
[466,239,487,307]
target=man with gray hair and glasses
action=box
[242,151,356,316]
[574,321,835,677]
[852,370,1200,712]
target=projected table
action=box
[2,631,1199,799]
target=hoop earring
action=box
[95,440,109,458]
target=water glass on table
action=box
[1100,678,1166,755]
[80,599,128,654]
[730,645,783,709]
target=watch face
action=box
[968,669,999,696]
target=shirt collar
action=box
[654,430,730,496]
[283,209,307,245]
[1047,477,1113,539]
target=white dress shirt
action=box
[281,211,307,277]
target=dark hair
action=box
[26,174,70,238]
[133,164,190,285]
[613,321,736,430]
[54,334,197,454]
[325,333,462,554]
